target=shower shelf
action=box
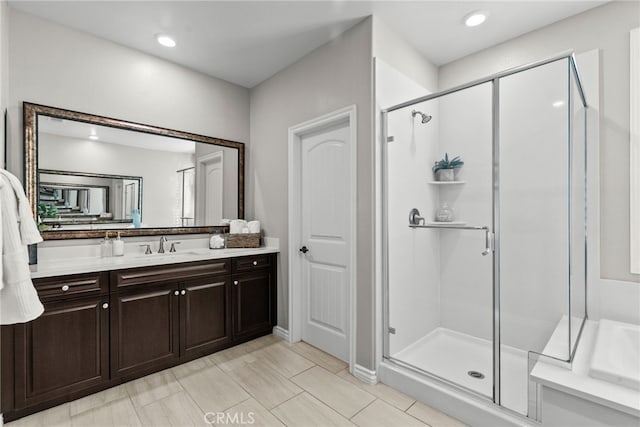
[427,180,466,185]
[409,223,488,230]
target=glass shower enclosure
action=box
[381,53,588,418]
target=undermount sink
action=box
[130,248,216,258]
[131,252,181,259]
[184,248,217,255]
[589,319,640,390]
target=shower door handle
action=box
[482,228,492,256]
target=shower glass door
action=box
[497,56,588,416]
[384,81,495,400]
[382,53,588,421]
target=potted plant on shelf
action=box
[38,203,59,231]
[432,153,464,181]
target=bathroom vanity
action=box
[0,249,277,421]
[0,102,276,421]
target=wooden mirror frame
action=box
[24,102,244,240]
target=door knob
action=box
[299,246,309,254]
[181,290,186,295]
[174,290,179,296]
[102,303,109,309]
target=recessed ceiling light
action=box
[552,100,565,108]
[89,135,99,140]
[464,11,488,27]
[156,34,176,48]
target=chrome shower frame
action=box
[380,51,589,420]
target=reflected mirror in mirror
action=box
[25,103,245,239]
[38,169,141,230]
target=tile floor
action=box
[7,335,467,427]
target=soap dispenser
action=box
[100,232,112,258]
[113,232,124,257]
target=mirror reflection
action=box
[38,169,141,229]
[26,103,245,238]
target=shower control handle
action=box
[482,228,492,256]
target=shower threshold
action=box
[392,327,529,415]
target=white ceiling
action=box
[9,0,606,88]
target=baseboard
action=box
[353,364,378,385]
[272,326,290,341]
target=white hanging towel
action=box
[0,169,44,325]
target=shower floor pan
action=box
[392,327,529,415]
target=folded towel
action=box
[248,220,261,234]
[229,219,247,234]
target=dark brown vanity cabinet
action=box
[110,281,181,379]
[180,276,232,359]
[110,260,232,379]
[12,272,110,412]
[232,255,276,340]
[1,253,276,421]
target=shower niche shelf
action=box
[427,180,466,185]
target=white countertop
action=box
[530,319,640,417]
[30,245,279,278]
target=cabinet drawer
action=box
[33,272,108,300]
[112,260,229,290]
[232,255,272,273]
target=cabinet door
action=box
[232,270,275,340]
[14,296,109,409]
[111,283,180,379]
[180,277,232,359]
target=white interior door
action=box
[204,163,223,224]
[196,152,223,226]
[300,121,351,361]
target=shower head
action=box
[412,109,432,124]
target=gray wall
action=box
[249,18,375,368]
[439,1,640,283]
[7,9,250,179]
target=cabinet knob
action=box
[61,285,69,292]
[253,261,258,266]
[174,290,179,296]
[234,280,239,285]
[102,303,109,309]
[181,290,186,295]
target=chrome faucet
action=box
[158,236,168,254]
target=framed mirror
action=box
[24,102,244,239]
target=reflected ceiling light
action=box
[89,134,99,140]
[464,11,488,27]
[156,34,176,48]
[552,100,565,108]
